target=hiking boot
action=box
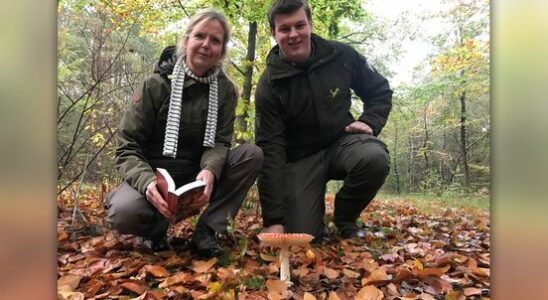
[336,222,367,239]
[150,236,169,252]
[190,222,224,258]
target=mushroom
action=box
[257,233,314,286]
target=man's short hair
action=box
[267,0,312,30]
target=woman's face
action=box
[184,18,225,76]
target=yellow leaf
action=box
[304,292,317,300]
[207,281,223,292]
[192,257,217,273]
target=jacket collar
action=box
[266,34,339,81]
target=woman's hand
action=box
[145,180,174,222]
[195,169,215,203]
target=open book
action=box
[155,168,206,223]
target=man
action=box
[255,0,392,240]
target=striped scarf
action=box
[162,56,219,158]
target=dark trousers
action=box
[284,134,390,237]
[106,144,263,239]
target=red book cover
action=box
[155,168,206,223]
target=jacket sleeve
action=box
[347,47,393,136]
[115,79,159,195]
[200,81,237,180]
[255,77,287,226]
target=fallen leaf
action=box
[130,291,159,300]
[57,274,82,291]
[144,264,170,277]
[57,290,84,300]
[420,293,436,300]
[328,291,342,300]
[356,285,384,300]
[323,267,339,279]
[159,272,193,288]
[423,277,452,295]
[266,279,287,294]
[120,280,150,295]
[304,292,317,300]
[343,268,360,278]
[192,257,217,273]
[260,252,279,262]
[268,291,284,300]
[362,267,389,285]
[464,287,483,296]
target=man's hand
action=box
[345,121,373,135]
[145,180,174,222]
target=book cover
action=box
[155,168,206,223]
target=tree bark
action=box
[236,21,257,144]
[459,90,470,190]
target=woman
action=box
[106,9,263,258]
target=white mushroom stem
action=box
[280,245,291,286]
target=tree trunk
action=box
[459,90,470,190]
[236,21,257,144]
[393,123,401,194]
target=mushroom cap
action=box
[257,233,314,247]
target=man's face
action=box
[271,8,312,64]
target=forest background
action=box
[57,0,490,200]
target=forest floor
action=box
[57,188,490,300]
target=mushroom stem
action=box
[280,246,291,285]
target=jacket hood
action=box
[153,46,177,76]
[265,34,339,81]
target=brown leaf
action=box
[267,291,284,300]
[58,230,69,242]
[463,287,483,296]
[362,267,389,286]
[380,253,400,263]
[165,255,186,268]
[144,264,170,277]
[192,257,217,273]
[342,268,360,278]
[304,292,317,300]
[261,252,279,262]
[385,283,399,297]
[130,291,159,300]
[57,290,84,300]
[266,279,287,294]
[423,277,452,295]
[420,293,436,300]
[356,285,384,300]
[120,280,150,295]
[416,265,451,278]
[323,267,339,279]
[58,274,82,292]
[328,291,342,300]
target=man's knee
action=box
[237,144,264,173]
[353,144,390,179]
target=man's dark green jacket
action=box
[255,34,393,226]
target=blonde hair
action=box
[176,8,231,63]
